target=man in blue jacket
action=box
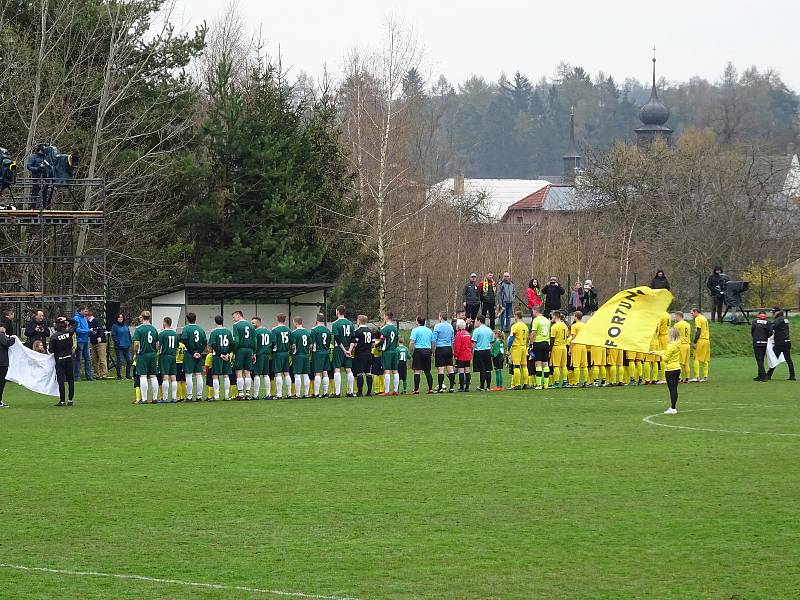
[73,305,93,381]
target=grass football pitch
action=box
[1,356,798,599]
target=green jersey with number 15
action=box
[272,325,291,353]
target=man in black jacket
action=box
[751,311,770,381]
[706,266,727,323]
[87,309,108,379]
[767,308,795,381]
[24,309,50,348]
[49,316,76,406]
[541,276,565,317]
[0,326,16,407]
[463,273,481,324]
[479,272,497,330]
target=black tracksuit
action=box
[0,331,16,403]
[541,283,565,317]
[706,272,726,323]
[751,318,770,380]
[768,316,795,380]
[463,281,481,321]
[49,327,76,403]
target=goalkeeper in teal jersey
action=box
[231,310,256,399]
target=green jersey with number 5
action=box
[232,319,256,350]
[133,324,159,355]
[291,328,312,355]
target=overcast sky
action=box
[173,0,800,91]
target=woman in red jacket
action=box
[453,319,474,392]
[527,278,542,316]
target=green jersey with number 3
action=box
[181,324,206,354]
[158,329,178,356]
[291,328,312,355]
[272,325,291,353]
[133,324,159,355]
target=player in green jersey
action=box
[180,312,206,402]
[271,313,292,399]
[231,310,257,399]
[290,316,313,398]
[311,313,332,398]
[380,311,400,395]
[208,315,234,401]
[331,304,356,397]
[157,316,179,402]
[132,311,160,403]
[251,316,273,400]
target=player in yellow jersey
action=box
[175,341,187,401]
[673,311,692,382]
[508,311,529,389]
[549,311,569,387]
[625,348,643,385]
[589,343,607,387]
[606,346,625,386]
[644,327,660,384]
[656,311,671,384]
[569,311,590,387]
[690,307,710,382]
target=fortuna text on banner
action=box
[573,286,674,353]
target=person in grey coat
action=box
[0,326,17,407]
[496,272,516,333]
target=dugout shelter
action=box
[147,283,334,333]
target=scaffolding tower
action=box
[0,177,107,334]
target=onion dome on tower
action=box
[635,50,672,147]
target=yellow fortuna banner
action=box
[573,286,674,353]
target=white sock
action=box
[264,375,271,398]
[196,373,204,399]
[334,371,341,395]
[171,380,178,400]
[283,374,291,398]
[314,374,321,395]
[244,376,252,394]
[253,376,261,398]
[237,377,244,395]
[294,375,301,397]
[186,374,194,399]
[303,374,311,397]
[322,374,330,394]
[149,376,158,401]
[275,375,283,398]
[224,378,231,399]
[347,372,354,394]
[139,376,148,401]
[213,378,220,400]
[384,373,390,393]
[162,380,169,401]
[393,373,400,392]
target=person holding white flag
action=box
[0,324,17,407]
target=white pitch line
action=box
[0,563,364,600]
[642,407,800,437]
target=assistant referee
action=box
[410,316,434,394]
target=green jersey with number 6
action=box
[158,329,178,356]
[291,328,312,355]
[133,324,159,355]
[232,319,256,350]
[381,324,399,352]
[272,325,291,353]
[209,327,233,355]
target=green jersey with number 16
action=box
[209,327,233,355]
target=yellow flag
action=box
[573,286,673,353]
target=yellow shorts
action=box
[625,350,638,360]
[679,344,691,365]
[551,345,567,368]
[509,345,527,366]
[571,344,588,368]
[606,348,624,366]
[646,350,659,363]
[590,346,607,366]
[694,339,710,362]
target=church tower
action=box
[635,51,672,147]
[562,106,581,183]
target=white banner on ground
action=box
[766,336,786,370]
[7,342,59,397]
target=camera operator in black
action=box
[706,266,727,323]
[751,311,770,382]
[25,143,49,209]
[350,315,375,396]
[767,308,795,381]
[49,316,76,406]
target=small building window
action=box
[516,216,523,223]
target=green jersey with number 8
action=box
[291,328,312,355]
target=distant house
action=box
[499,184,581,225]
[431,176,552,221]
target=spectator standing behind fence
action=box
[581,280,599,314]
[706,266,727,323]
[463,273,481,324]
[568,281,582,314]
[497,272,515,333]
[527,279,542,316]
[541,276,565,317]
[111,313,133,379]
[72,305,92,381]
[650,269,670,290]
[0,323,16,408]
[24,310,49,348]
[1,309,15,336]
[480,272,497,330]
[87,309,108,379]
